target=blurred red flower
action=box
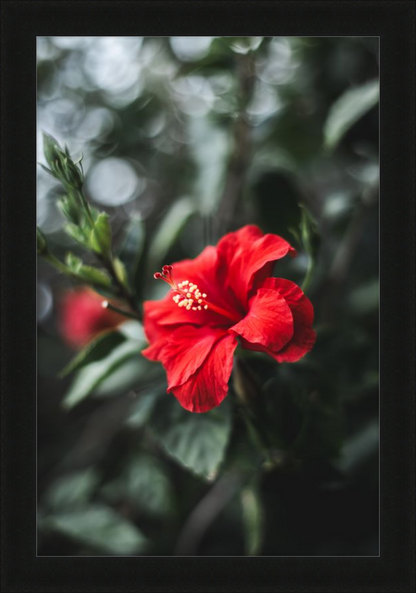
[59,287,123,349]
[143,225,316,413]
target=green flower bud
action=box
[43,133,61,169]
[57,193,81,224]
[42,133,84,190]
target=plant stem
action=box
[232,358,277,465]
[77,188,96,228]
[98,254,142,320]
[43,252,70,275]
[239,406,275,465]
[77,188,142,320]
[101,300,140,321]
[174,474,242,555]
[301,256,315,293]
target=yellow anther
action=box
[168,275,210,315]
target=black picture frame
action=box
[1,1,414,591]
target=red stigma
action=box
[153,265,176,288]
[162,265,173,279]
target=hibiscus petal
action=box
[261,277,314,325]
[171,333,238,413]
[261,278,316,362]
[230,287,294,351]
[271,326,316,363]
[143,296,180,343]
[217,225,296,307]
[143,325,228,390]
[170,245,218,289]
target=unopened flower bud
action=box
[42,133,84,190]
[43,133,61,169]
[57,194,81,224]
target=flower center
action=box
[154,265,239,323]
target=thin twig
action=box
[95,252,142,320]
[77,188,142,319]
[174,474,242,555]
[101,300,140,321]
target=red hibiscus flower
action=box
[142,225,316,413]
[59,287,123,349]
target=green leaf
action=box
[117,216,145,292]
[65,252,112,288]
[41,504,148,555]
[89,212,112,256]
[102,454,173,517]
[77,266,112,287]
[93,356,161,399]
[44,469,99,511]
[324,79,379,149]
[60,331,126,378]
[113,257,129,289]
[63,340,141,408]
[38,162,58,178]
[65,252,83,270]
[147,197,196,270]
[126,390,163,429]
[151,396,232,480]
[64,223,90,248]
[241,482,264,556]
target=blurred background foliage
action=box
[37,36,379,556]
